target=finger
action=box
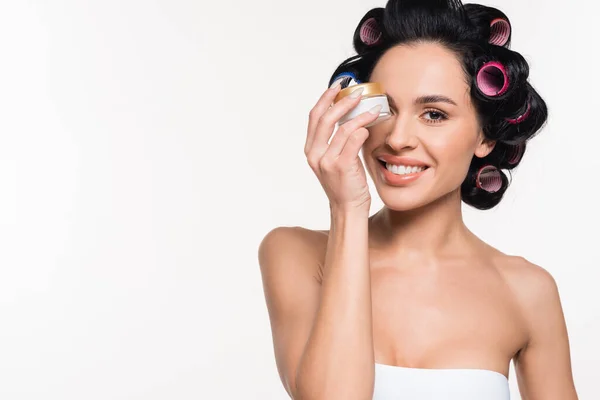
[305,84,342,154]
[322,108,381,159]
[338,127,370,164]
[309,88,366,157]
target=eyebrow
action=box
[386,94,458,108]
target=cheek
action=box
[426,127,477,167]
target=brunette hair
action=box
[328,0,548,210]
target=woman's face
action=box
[363,42,495,211]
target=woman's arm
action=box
[258,208,374,400]
[513,259,578,400]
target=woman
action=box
[258,0,578,398]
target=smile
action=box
[377,159,430,185]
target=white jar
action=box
[333,82,391,127]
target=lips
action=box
[376,158,430,171]
[376,154,430,167]
[377,161,429,186]
[374,154,431,186]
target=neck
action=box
[368,189,475,260]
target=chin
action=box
[375,182,462,212]
[374,186,433,211]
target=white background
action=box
[0,0,597,399]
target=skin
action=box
[260,42,577,399]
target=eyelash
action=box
[390,108,449,124]
[422,109,448,124]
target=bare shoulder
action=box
[258,225,328,258]
[494,255,563,326]
[495,255,560,301]
[495,256,576,398]
[475,240,558,294]
[258,226,329,280]
[256,226,330,397]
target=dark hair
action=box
[328,0,548,210]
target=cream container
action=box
[333,82,391,128]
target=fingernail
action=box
[369,104,382,114]
[350,87,365,98]
[331,80,341,91]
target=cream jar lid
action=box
[333,82,385,104]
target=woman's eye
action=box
[423,110,448,123]
[387,109,448,123]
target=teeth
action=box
[385,163,426,175]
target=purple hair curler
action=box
[476,61,509,97]
[505,100,531,124]
[359,17,383,46]
[506,142,525,165]
[489,18,511,47]
[475,165,503,193]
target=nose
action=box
[384,112,419,151]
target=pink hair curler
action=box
[476,61,509,97]
[360,17,382,46]
[475,165,503,193]
[489,18,511,47]
[506,142,525,165]
[505,101,531,124]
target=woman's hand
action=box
[304,84,382,214]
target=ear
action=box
[474,130,496,158]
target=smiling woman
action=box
[258,0,578,399]
[326,3,547,211]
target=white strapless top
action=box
[373,363,510,400]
